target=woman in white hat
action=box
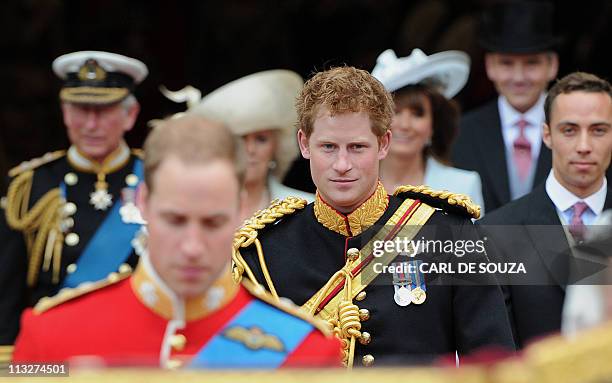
[372,49,485,215]
[161,70,313,220]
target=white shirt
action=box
[545,170,607,226]
[498,94,545,162]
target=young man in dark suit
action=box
[452,2,559,213]
[480,72,612,349]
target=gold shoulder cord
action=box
[4,170,64,286]
[306,248,363,368]
[394,184,481,219]
[232,196,307,300]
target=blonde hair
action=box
[296,66,394,138]
[143,115,246,191]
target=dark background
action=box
[1,0,611,193]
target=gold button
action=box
[64,172,78,186]
[362,354,374,367]
[166,359,183,369]
[170,334,187,351]
[346,247,360,261]
[66,263,77,274]
[65,233,80,246]
[359,332,371,345]
[125,174,139,187]
[356,291,367,301]
[359,308,370,321]
[64,202,77,216]
[61,217,75,232]
[118,263,132,274]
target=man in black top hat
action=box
[0,51,148,359]
[452,1,560,213]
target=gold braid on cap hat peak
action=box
[232,196,307,299]
[393,184,481,219]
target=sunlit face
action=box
[298,108,391,213]
[543,91,612,198]
[242,129,277,186]
[138,156,242,298]
[485,52,558,113]
[61,101,139,162]
[389,94,433,158]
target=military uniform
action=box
[12,255,341,369]
[0,50,148,357]
[234,183,515,367]
[0,144,144,347]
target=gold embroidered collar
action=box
[67,141,130,175]
[131,253,238,322]
[314,181,389,237]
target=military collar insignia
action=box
[131,253,239,322]
[314,181,389,237]
[67,141,130,174]
[223,326,285,352]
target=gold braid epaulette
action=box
[33,265,133,314]
[4,170,64,286]
[393,184,481,219]
[8,150,66,178]
[231,196,307,299]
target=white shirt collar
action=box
[498,93,546,128]
[545,169,607,215]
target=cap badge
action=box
[78,59,107,82]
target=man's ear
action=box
[484,53,497,82]
[136,182,149,220]
[377,130,392,160]
[297,129,311,159]
[547,53,559,81]
[123,101,141,133]
[542,123,553,150]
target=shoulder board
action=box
[241,279,332,337]
[33,266,132,314]
[233,196,307,251]
[8,150,66,178]
[393,184,481,219]
[130,148,144,159]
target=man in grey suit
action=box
[452,1,559,213]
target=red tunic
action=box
[13,267,341,369]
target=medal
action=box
[392,261,412,307]
[411,287,427,304]
[394,286,412,306]
[410,260,427,305]
[119,188,145,224]
[89,175,113,211]
[90,187,113,210]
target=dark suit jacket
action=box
[452,99,552,213]
[479,183,612,349]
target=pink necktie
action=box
[568,201,588,242]
[513,119,532,181]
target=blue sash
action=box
[60,159,143,288]
[189,299,313,369]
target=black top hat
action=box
[478,1,562,53]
